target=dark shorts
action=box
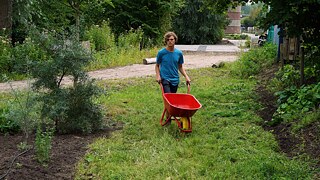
[162,79,178,93]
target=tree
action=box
[172,0,229,44]
[203,0,320,46]
[35,0,113,40]
[29,28,104,134]
[241,2,266,29]
[103,0,185,44]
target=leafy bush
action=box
[231,43,277,78]
[35,126,53,163]
[117,27,143,50]
[269,64,300,92]
[0,107,20,134]
[11,37,48,75]
[40,81,104,134]
[85,21,116,51]
[30,29,104,134]
[4,89,41,139]
[270,82,320,125]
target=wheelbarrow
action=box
[159,83,202,133]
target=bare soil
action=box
[0,53,238,92]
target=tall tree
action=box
[103,0,185,43]
[172,0,229,44]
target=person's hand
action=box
[156,77,161,84]
[186,77,191,85]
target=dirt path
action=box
[0,53,238,92]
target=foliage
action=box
[172,0,229,44]
[0,35,12,77]
[230,43,277,78]
[84,21,116,52]
[270,83,320,126]
[4,88,41,140]
[84,23,158,70]
[269,64,300,92]
[29,29,104,134]
[103,0,185,44]
[204,0,320,48]
[117,27,143,50]
[0,107,20,134]
[35,126,53,163]
[241,3,266,29]
[11,37,47,75]
[75,68,314,179]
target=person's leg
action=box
[170,83,178,93]
[161,79,171,93]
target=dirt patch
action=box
[0,123,123,180]
[0,54,238,92]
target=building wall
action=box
[225,6,241,34]
[0,0,12,29]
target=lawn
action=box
[75,67,315,179]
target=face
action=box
[166,35,175,47]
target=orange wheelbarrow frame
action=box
[159,83,202,133]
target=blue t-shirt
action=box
[156,48,184,86]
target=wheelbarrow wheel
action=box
[177,117,192,133]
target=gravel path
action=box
[0,53,238,92]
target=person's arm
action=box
[178,64,191,84]
[155,64,161,83]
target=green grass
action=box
[75,67,315,179]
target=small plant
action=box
[17,141,32,151]
[270,82,320,125]
[270,64,300,91]
[0,107,20,134]
[35,125,54,163]
[4,86,41,141]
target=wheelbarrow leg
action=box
[160,109,172,126]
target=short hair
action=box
[164,32,178,44]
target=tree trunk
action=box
[300,46,305,86]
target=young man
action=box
[155,32,191,93]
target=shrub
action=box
[230,43,277,78]
[30,29,104,134]
[4,89,41,139]
[35,125,53,163]
[117,27,143,50]
[11,38,48,75]
[270,82,320,125]
[85,21,116,51]
[269,64,300,92]
[0,107,20,134]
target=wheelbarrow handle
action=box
[159,82,191,94]
[187,82,190,94]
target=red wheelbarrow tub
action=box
[163,93,202,117]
